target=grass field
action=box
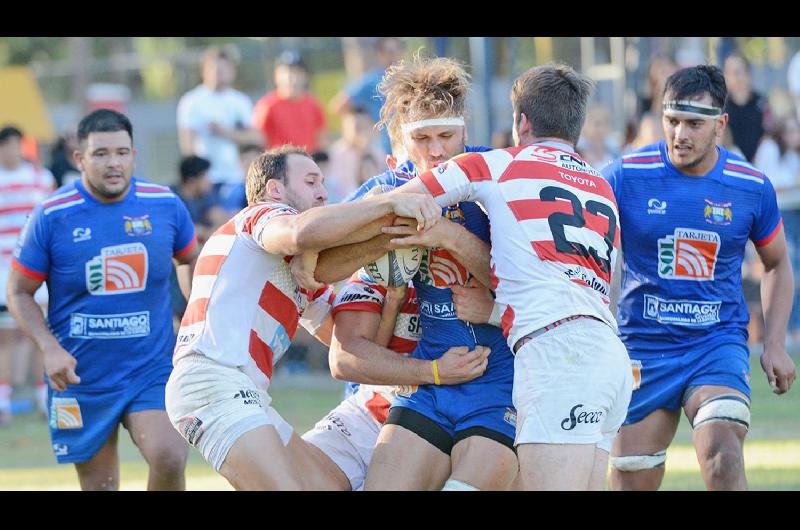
[1,354,798,491]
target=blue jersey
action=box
[602,142,782,354]
[13,178,197,390]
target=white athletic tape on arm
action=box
[692,394,751,431]
[442,479,480,491]
[610,450,667,472]
[488,302,507,328]
[401,117,465,134]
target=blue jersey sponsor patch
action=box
[642,295,721,326]
[69,311,151,339]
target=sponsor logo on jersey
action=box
[85,243,148,295]
[395,385,418,398]
[631,360,642,390]
[50,398,83,430]
[123,214,152,236]
[338,291,382,305]
[503,407,517,427]
[643,294,721,326]
[177,416,204,446]
[72,227,92,242]
[647,199,667,215]
[563,268,610,298]
[52,444,69,456]
[418,248,468,288]
[419,300,457,320]
[703,199,733,226]
[657,228,720,281]
[322,413,352,436]
[560,404,604,431]
[233,389,262,406]
[69,311,151,339]
[528,144,559,163]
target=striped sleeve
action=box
[331,277,386,316]
[245,202,299,251]
[418,152,484,206]
[752,176,783,247]
[173,197,198,257]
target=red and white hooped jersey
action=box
[418,141,620,349]
[173,201,334,391]
[332,272,420,424]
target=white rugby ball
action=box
[362,183,422,287]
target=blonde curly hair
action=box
[378,54,471,133]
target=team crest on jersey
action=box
[50,398,83,430]
[503,407,517,427]
[85,243,148,295]
[703,199,733,226]
[631,360,642,391]
[123,214,153,236]
[657,228,720,281]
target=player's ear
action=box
[716,113,729,140]
[265,178,283,201]
[72,149,84,172]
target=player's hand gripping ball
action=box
[363,184,422,287]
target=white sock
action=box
[442,479,479,491]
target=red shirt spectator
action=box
[252,91,326,152]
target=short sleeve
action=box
[244,202,299,251]
[173,198,198,258]
[176,93,200,130]
[332,276,386,316]
[299,285,335,335]
[417,152,486,207]
[11,205,50,282]
[751,176,783,247]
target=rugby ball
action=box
[362,184,422,287]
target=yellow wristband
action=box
[432,359,441,385]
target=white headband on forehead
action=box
[400,117,465,134]
[663,100,723,120]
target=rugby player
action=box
[7,110,199,490]
[602,65,796,490]
[394,63,633,490]
[309,56,519,491]
[164,144,441,490]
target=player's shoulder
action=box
[39,181,84,217]
[132,178,181,203]
[611,141,666,180]
[719,147,770,191]
[177,84,207,106]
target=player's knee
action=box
[146,443,188,475]
[692,393,750,432]
[698,441,743,480]
[609,450,667,473]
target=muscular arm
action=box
[7,269,79,391]
[756,228,797,394]
[329,311,435,386]
[315,233,394,284]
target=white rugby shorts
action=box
[302,394,382,491]
[513,317,632,452]
[165,354,294,472]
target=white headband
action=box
[663,100,722,120]
[401,117,465,134]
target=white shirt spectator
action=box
[177,85,253,186]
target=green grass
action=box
[1,354,798,490]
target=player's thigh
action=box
[450,434,517,490]
[517,443,598,491]
[73,423,121,490]
[220,424,304,491]
[588,447,610,491]
[288,433,350,491]
[611,408,681,457]
[683,384,749,461]
[364,422,451,491]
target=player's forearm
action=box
[761,257,794,350]
[315,233,394,284]
[293,196,394,252]
[441,222,492,288]
[7,289,60,352]
[330,338,433,385]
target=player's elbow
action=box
[328,342,362,381]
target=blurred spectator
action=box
[788,50,800,122]
[577,104,620,170]
[754,115,800,344]
[622,112,662,154]
[177,45,262,194]
[723,51,773,163]
[48,130,81,187]
[324,106,386,203]
[638,55,678,118]
[171,155,228,245]
[331,37,406,154]
[219,143,263,215]
[252,51,328,153]
[0,126,54,425]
